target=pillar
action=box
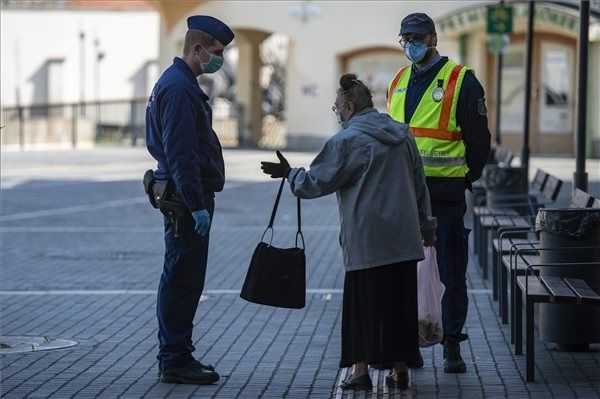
[235,29,270,146]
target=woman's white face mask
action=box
[332,101,352,125]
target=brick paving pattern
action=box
[1,149,599,398]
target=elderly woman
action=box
[261,74,434,390]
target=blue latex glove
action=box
[192,209,211,237]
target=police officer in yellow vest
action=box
[387,13,491,374]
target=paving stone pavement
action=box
[1,149,600,399]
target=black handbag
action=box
[240,178,306,309]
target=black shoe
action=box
[444,340,466,374]
[385,370,409,390]
[407,349,424,369]
[189,358,215,371]
[160,364,220,385]
[158,359,215,378]
[339,373,373,391]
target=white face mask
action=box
[335,110,344,125]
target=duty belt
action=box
[143,170,188,238]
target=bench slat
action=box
[513,217,531,228]
[570,189,593,208]
[490,215,531,229]
[564,279,600,304]
[539,276,578,303]
[516,276,549,301]
[481,216,497,227]
[475,207,519,217]
[492,238,536,252]
[501,254,540,271]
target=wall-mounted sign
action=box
[487,5,513,34]
[438,4,579,35]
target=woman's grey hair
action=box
[338,73,373,112]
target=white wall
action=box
[159,1,480,146]
[0,9,159,107]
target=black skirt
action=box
[340,261,419,369]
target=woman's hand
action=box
[422,217,437,247]
[261,150,291,179]
[423,230,437,247]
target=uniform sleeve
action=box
[288,138,366,199]
[457,71,491,185]
[407,136,432,233]
[159,87,206,212]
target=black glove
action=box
[261,150,291,179]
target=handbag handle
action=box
[261,178,304,248]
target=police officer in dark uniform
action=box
[145,15,234,385]
[387,13,491,374]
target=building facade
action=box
[153,0,600,157]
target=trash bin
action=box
[536,208,600,351]
[482,166,528,209]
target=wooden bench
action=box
[514,270,600,382]
[473,173,563,279]
[473,169,550,219]
[493,189,597,324]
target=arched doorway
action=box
[339,47,406,112]
[437,3,587,156]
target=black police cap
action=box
[400,13,436,36]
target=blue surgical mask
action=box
[200,47,224,74]
[405,41,429,64]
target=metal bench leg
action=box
[510,263,516,344]
[500,261,508,325]
[481,227,488,279]
[498,257,504,316]
[515,284,523,355]
[492,242,499,301]
[473,214,479,255]
[526,299,535,382]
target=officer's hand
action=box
[261,150,291,179]
[192,209,211,237]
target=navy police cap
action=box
[187,15,234,46]
[400,13,436,35]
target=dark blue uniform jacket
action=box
[146,57,225,212]
[406,56,491,203]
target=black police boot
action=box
[443,339,466,374]
[407,349,424,369]
[160,361,220,385]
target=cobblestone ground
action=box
[1,149,599,399]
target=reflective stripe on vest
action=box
[387,59,470,178]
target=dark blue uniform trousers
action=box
[432,201,470,342]
[157,198,215,370]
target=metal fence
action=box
[0,98,244,150]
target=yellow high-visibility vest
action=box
[387,59,470,178]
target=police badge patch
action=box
[432,87,444,102]
[477,98,488,115]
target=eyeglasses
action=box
[399,34,427,48]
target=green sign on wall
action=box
[487,4,513,34]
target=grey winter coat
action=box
[288,108,432,272]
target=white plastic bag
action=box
[417,246,445,347]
